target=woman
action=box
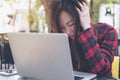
[48,0,118,77]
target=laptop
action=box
[8,32,96,80]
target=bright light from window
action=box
[87,0,91,3]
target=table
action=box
[0,69,118,80]
[0,75,20,80]
[0,74,118,80]
[94,76,118,80]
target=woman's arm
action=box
[77,25,118,76]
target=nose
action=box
[66,29,71,36]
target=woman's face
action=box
[59,11,75,40]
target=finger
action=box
[78,2,84,11]
[76,7,82,14]
[78,2,88,11]
[82,2,89,10]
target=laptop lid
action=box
[8,33,74,80]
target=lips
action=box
[69,36,74,40]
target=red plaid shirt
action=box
[77,23,118,76]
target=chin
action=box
[70,37,74,40]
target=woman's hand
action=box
[76,2,91,30]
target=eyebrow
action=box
[59,19,73,27]
[66,19,73,25]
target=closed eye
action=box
[66,19,74,27]
[67,22,74,27]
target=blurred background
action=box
[0,0,119,36]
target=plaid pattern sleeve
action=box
[77,23,118,76]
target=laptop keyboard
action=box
[74,76,84,80]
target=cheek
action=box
[71,26,75,33]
